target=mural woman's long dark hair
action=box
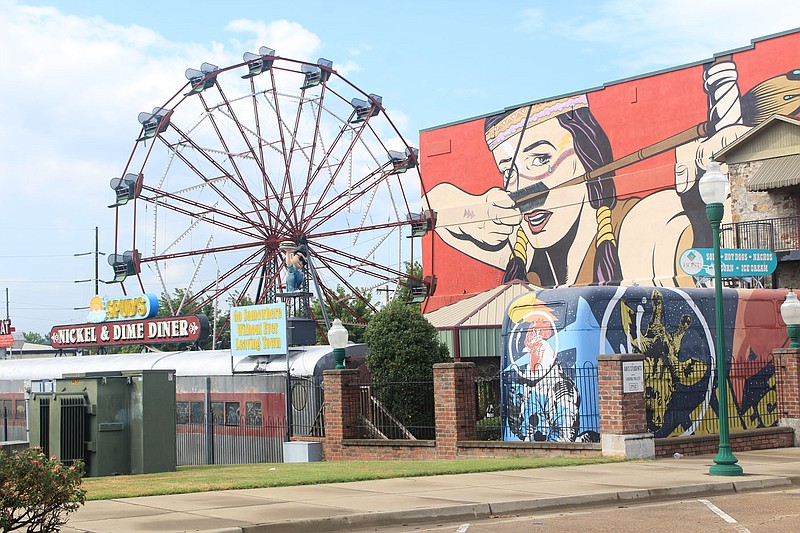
[557,108,621,285]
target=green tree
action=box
[310,285,375,344]
[395,261,423,306]
[23,332,50,345]
[152,288,234,351]
[363,300,450,438]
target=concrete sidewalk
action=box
[63,448,800,533]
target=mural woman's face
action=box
[491,118,587,248]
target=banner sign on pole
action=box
[230,303,287,356]
[679,248,777,278]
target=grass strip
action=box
[83,456,619,500]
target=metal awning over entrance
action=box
[424,280,540,360]
[747,154,800,191]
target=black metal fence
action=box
[176,411,287,465]
[500,364,600,443]
[722,215,800,252]
[475,372,502,440]
[290,376,325,437]
[355,380,436,440]
[173,374,324,465]
[645,357,780,438]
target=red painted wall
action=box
[420,30,800,313]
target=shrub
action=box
[0,447,86,532]
[364,301,450,438]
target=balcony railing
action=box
[721,216,800,253]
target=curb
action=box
[237,477,797,533]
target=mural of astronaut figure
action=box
[504,301,582,442]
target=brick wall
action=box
[655,427,794,457]
[775,348,800,418]
[320,353,793,462]
[597,354,647,435]
[434,362,477,458]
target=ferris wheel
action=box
[108,48,435,337]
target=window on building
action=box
[225,402,240,426]
[190,401,205,424]
[211,402,224,425]
[176,401,189,424]
[15,399,26,420]
[245,401,262,427]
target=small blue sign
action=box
[679,248,777,277]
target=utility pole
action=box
[75,227,105,296]
[376,287,392,305]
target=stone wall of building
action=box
[729,160,797,223]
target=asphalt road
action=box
[363,487,800,533]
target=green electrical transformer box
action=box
[29,370,176,477]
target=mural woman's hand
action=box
[425,183,521,268]
[478,187,523,247]
[674,124,748,194]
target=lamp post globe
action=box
[700,161,743,476]
[328,318,349,370]
[781,290,800,348]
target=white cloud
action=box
[225,18,321,61]
[517,7,545,33]
[0,1,327,332]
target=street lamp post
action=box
[781,290,800,347]
[699,161,743,476]
[328,319,349,370]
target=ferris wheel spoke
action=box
[292,91,360,223]
[304,162,396,234]
[195,89,272,234]
[163,125,274,237]
[140,186,264,240]
[180,247,264,315]
[142,239,267,263]
[309,218,413,240]
[246,79,279,230]
[312,254,379,314]
[310,240,411,284]
[294,108,368,225]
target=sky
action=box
[0,0,796,336]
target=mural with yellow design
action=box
[501,287,787,441]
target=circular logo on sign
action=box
[679,249,705,276]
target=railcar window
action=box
[245,401,262,427]
[176,402,189,424]
[15,400,25,420]
[225,402,240,426]
[190,402,204,424]
[211,402,224,425]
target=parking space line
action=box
[698,499,751,532]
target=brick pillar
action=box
[434,362,477,459]
[597,354,653,459]
[774,348,800,446]
[322,369,360,461]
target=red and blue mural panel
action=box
[500,287,786,441]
